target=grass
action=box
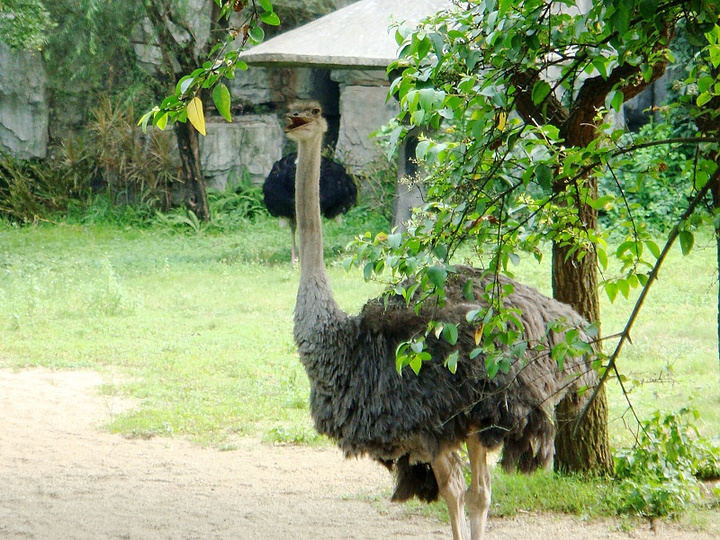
[1,214,718,531]
[0,214,385,444]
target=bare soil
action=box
[0,368,717,540]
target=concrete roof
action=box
[238,0,453,69]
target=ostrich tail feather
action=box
[390,455,439,503]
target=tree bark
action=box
[551,175,613,475]
[175,121,210,221]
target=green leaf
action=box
[248,25,265,43]
[605,89,624,113]
[697,91,712,107]
[679,230,694,255]
[605,281,619,303]
[442,323,459,345]
[645,240,661,259]
[610,7,630,36]
[155,113,169,130]
[710,44,720,68]
[597,246,608,270]
[260,11,280,26]
[212,83,232,122]
[363,261,374,281]
[617,278,630,299]
[177,75,195,97]
[486,358,500,378]
[426,265,447,288]
[259,0,273,11]
[462,279,475,301]
[410,354,423,375]
[531,80,551,105]
[639,0,658,20]
[138,109,155,132]
[415,139,432,160]
[535,163,553,190]
[445,350,459,374]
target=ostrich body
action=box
[287,101,597,540]
[263,152,357,263]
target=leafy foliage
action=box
[42,0,156,130]
[0,151,90,222]
[341,0,720,382]
[0,0,54,50]
[598,122,699,232]
[0,95,182,223]
[154,175,269,233]
[89,96,182,209]
[614,408,720,516]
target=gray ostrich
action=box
[287,101,597,540]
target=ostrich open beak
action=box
[285,115,311,132]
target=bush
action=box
[0,151,91,222]
[613,408,720,517]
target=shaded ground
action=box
[0,368,717,539]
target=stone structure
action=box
[0,42,48,159]
[330,70,398,172]
[200,115,284,189]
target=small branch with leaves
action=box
[138,0,279,136]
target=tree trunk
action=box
[174,121,210,221]
[551,174,614,475]
[510,23,672,475]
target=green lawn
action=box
[1,218,718,445]
[1,216,718,528]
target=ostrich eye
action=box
[312,108,320,115]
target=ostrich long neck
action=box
[295,136,326,276]
[294,133,346,339]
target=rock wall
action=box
[0,42,49,159]
[200,115,284,189]
[331,70,398,172]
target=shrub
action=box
[613,408,720,517]
[0,151,91,222]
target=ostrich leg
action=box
[466,437,491,540]
[432,451,470,540]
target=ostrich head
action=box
[284,101,328,142]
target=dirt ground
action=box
[0,368,718,540]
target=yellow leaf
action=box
[186,97,206,136]
[495,111,507,131]
[474,324,484,346]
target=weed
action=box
[264,426,323,445]
[85,258,136,316]
[613,408,720,517]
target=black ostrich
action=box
[263,152,357,263]
[285,101,599,540]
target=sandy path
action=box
[0,368,717,540]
